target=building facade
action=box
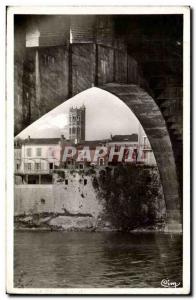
[138,124,156,165]
[14,129,156,185]
[15,136,61,184]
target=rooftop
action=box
[111,134,138,142]
[21,138,61,145]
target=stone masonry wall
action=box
[14,173,104,218]
[14,167,166,231]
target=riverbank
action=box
[14,213,117,232]
[14,213,182,233]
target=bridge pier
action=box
[165,210,182,232]
[102,83,182,226]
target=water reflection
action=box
[14,231,182,288]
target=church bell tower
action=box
[69,105,86,143]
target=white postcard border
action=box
[6,5,191,295]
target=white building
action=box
[15,136,61,184]
[108,134,138,148]
[138,124,156,165]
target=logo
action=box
[161,279,181,288]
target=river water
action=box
[14,231,182,289]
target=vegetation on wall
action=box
[92,165,166,231]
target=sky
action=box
[16,87,140,140]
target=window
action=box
[27,163,31,171]
[48,147,55,158]
[72,127,76,134]
[99,158,104,166]
[79,164,84,170]
[36,148,42,156]
[16,163,20,170]
[35,163,41,171]
[26,148,32,157]
[49,163,53,170]
[143,136,148,149]
[115,145,120,151]
[84,179,87,185]
[65,179,68,185]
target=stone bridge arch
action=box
[13,15,182,225]
[99,83,181,224]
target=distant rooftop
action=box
[81,139,110,145]
[21,138,61,145]
[111,134,138,142]
[76,139,110,149]
[14,135,138,147]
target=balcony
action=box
[15,168,51,175]
[15,158,60,175]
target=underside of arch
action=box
[101,83,181,222]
